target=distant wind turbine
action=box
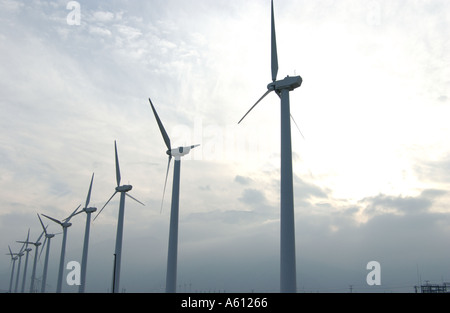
[73,173,97,293]
[94,140,145,293]
[13,241,26,293]
[148,98,200,293]
[238,0,302,293]
[41,205,79,293]
[17,229,45,293]
[37,213,58,293]
[16,229,32,293]
[6,245,18,293]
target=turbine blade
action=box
[8,245,13,257]
[37,214,47,235]
[290,114,305,140]
[65,204,81,223]
[125,193,145,206]
[115,141,121,187]
[36,229,45,243]
[149,98,171,151]
[271,0,278,82]
[160,155,172,214]
[41,214,62,226]
[18,241,26,254]
[39,237,47,260]
[238,90,273,124]
[190,144,200,149]
[94,192,118,221]
[85,173,94,208]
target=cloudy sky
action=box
[1,0,449,293]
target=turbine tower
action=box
[74,173,97,293]
[13,242,26,293]
[94,140,144,293]
[148,98,200,293]
[17,229,45,293]
[41,205,79,293]
[17,229,32,293]
[37,213,57,293]
[6,245,18,293]
[238,0,302,293]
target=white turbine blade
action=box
[85,173,94,208]
[125,193,145,206]
[41,214,63,226]
[65,204,81,223]
[94,191,118,221]
[114,141,121,187]
[36,229,45,243]
[39,237,47,260]
[290,114,305,140]
[73,209,86,217]
[160,155,172,213]
[37,214,48,235]
[149,98,172,151]
[18,241,26,254]
[238,89,273,124]
[271,0,278,82]
[8,245,13,257]
[190,144,200,149]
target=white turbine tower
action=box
[17,229,45,293]
[73,173,97,293]
[94,140,144,293]
[13,241,26,293]
[41,205,79,293]
[37,213,58,293]
[148,98,200,293]
[238,0,302,293]
[6,245,18,293]
[16,229,32,293]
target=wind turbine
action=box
[6,245,18,293]
[37,213,57,293]
[238,0,302,293]
[148,98,200,293]
[17,229,45,293]
[16,229,32,293]
[41,205,79,293]
[73,173,97,293]
[94,140,144,293]
[13,241,26,293]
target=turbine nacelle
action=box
[268,75,303,92]
[62,222,72,228]
[84,207,97,214]
[116,185,133,193]
[167,145,200,158]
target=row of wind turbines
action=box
[4,0,303,293]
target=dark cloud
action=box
[360,189,448,215]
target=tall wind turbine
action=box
[94,140,144,293]
[41,205,79,293]
[17,229,32,293]
[74,173,97,293]
[238,0,302,293]
[148,98,200,293]
[17,229,45,293]
[37,214,57,293]
[13,241,26,293]
[6,245,18,293]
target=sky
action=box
[0,0,449,293]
